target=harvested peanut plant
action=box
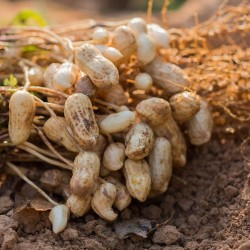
[0,3,249,234]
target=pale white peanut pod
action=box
[49,204,70,234]
[128,17,147,37]
[134,73,153,91]
[136,33,156,65]
[125,122,154,160]
[44,63,60,89]
[43,116,79,153]
[186,100,213,145]
[75,44,119,90]
[149,137,172,194]
[169,91,201,123]
[103,142,126,171]
[123,159,151,202]
[99,111,136,134]
[8,91,35,145]
[28,67,44,86]
[136,97,187,167]
[53,62,79,91]
[105,176,132,211]
[143,56,190,95]
[92,27,110,44]
[91,181,118,221]
[95,45,123,64]
[147,23,170,49]
[111,25,136,61]
[66,194,91,217]
[70,151,100,197]
[64,93,99,150]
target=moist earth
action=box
[0,130,249,250]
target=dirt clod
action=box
[152,225,181,245]
[0,196,14,214]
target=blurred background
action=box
[0,0,241,27]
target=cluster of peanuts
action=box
[7,17,213,233]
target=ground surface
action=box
[0,1,249,249]
[0,127,249,250]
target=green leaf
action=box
[3,74,18,87]
[11,10,47,27]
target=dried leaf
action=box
[114,218,156,239]
[30,198,54,211]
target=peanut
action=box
[75,44,119,90]
[91,181,118,221]
[134,73,153,91]
[93,134,108,158]
[28,67,44,86]
[64,93,99,150]
[125,122,154,160]
[105,176,132,211]
[66,194,91,217]
[149,137,172,194]
[123,159,151,202]
[147,23,170,49]
[103,142,126,171]
[111,25,136,62]
[136,97,187,167]
[92,27,110,44]
[70,151,100,197]
[44,63,61,89]
[8,91,35,145]
[186,100,213,145]
[143,56,190,95]
[53,62,79,91]
[49,204,70,234]
[169,91,201,123]
[95,45,123,64]
[43,116,79,153]
[128,18,156,65]
[98,110,136,134]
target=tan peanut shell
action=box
[66,194,91,217]
[105,176,132,211]
[169,91,201,123]
[125,122,154,160]
[74,72,96,97]
[111,25,136,62]
[75,44,119,90]
[149,137,172,194]
[91,181,118,221]
[143,56,190,95]
[8,90,35,145]
[70,152,100,197]
[100,84,128,106]
[136,97,171,126]
[43,116,79,153]
[103,142,126,171]
[186,100,213,145]
[136,97,187,167]
[99,111,136,134]
[64,93,99,150]
[123,159,151,202]
[93,134,108,158]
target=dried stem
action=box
[6,161,58,206]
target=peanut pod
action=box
[123,159,151,202]
[64,93,99,150]
[75,44,119,90]
[8,90,35,145]
[70,152,100,197]
[149,137,172,194]
[125,122,154,160]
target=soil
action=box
[0,126,249,250]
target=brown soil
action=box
[0,127,249,250]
